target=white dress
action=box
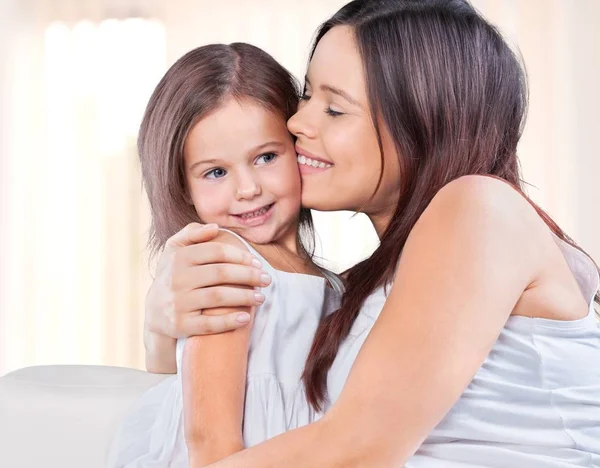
[326,234,600,467]
[107,230,343,467]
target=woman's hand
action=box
[144,223,272,373]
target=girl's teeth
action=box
[242,206,268,219]
[306,158,313,165]
[298,155,306,164]
[319,162,326,168]
[311,160,319,168]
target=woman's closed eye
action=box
[299,91,344,118]
[325,107,344,117]
[255,152,278,165]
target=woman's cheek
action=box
[329,130,357,166]
[327,119,364,157]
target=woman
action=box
[144,0,600,466]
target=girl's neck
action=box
[251,229,321,277]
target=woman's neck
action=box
[367,210,393,239]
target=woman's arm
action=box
[183,231,255,466]
[202,176,547,467]
[144,223,269,373]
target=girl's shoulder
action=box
[209,228,277,276]
[215,228,344,293]
[211,228,251,252]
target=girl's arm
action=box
[183,231,255,466]
[202,175,547,467]
[144,328,177,374]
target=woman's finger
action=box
[174,264,271,291]
[180,241,262,268]
[177,286,265,313]
[164,222,218,249]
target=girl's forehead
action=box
[184,101,292,165]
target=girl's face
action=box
[288,26,401,234]
[184,98,302,245]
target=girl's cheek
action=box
[190,186,225,219]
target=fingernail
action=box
[254,292,265,303]
[260,273,271,285]
[236,313,251,323]
[251,258,262,268]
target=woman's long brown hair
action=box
[302,0,600,412]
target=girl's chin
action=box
[226,225,277,245]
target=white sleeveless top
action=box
[107,230,343,467]
[327,235,600,467]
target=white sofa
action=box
[0,365,169,468]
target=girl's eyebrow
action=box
[188,158,221,172]
[246,141,285,156]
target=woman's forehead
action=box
[307,26,367,103]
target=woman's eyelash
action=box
[325,108,343,117]
[299,90,342,117]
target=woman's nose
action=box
[287,104,317,140]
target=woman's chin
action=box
[301,191,340,212]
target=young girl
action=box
[107,43,343,467]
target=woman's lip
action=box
[295,146,333,166]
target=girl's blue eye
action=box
[204,168,227,179]
[256,152,278,165]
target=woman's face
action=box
[288,25,401,232]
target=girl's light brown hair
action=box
[139,42,314,258]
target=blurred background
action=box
[0,0,598,376]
